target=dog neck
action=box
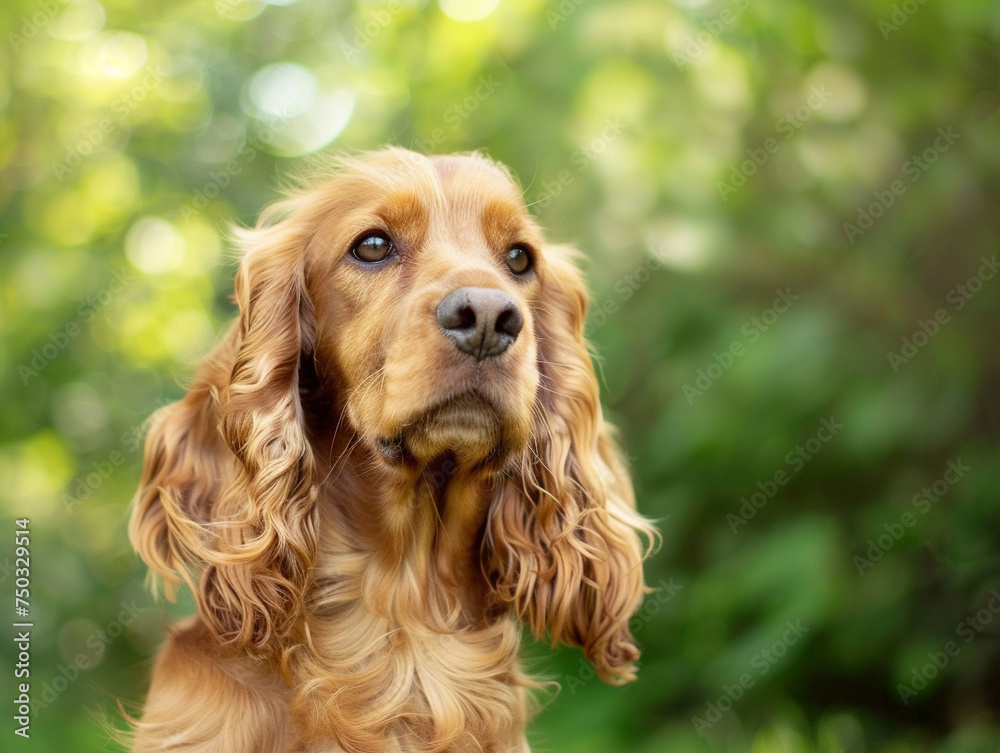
[313,432,499,627]
[297,438,529,751]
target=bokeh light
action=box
[438,0,501,24]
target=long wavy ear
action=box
[487,245,657,684]
[129,215,318,652]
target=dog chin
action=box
[376,395,522,470]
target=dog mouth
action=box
[376,393,505,467]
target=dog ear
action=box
[129,217,318,652]
[487,245,657,684]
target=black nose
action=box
[436,287,523,359]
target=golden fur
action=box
[127,148,656,752]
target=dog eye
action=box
[352,232,395,263]
[505,245,533,275]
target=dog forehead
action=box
[430,154,522,203]
[427,155,529,238]
[430,152,514,183]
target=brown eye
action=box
[351,232,394,263]
[505,245,533,275]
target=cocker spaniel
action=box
[128,147,656,752]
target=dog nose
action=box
[436,287,523,359]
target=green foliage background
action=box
[2,0,1000,751]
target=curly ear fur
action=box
[487,245,657,684]
[128,215,318,652]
